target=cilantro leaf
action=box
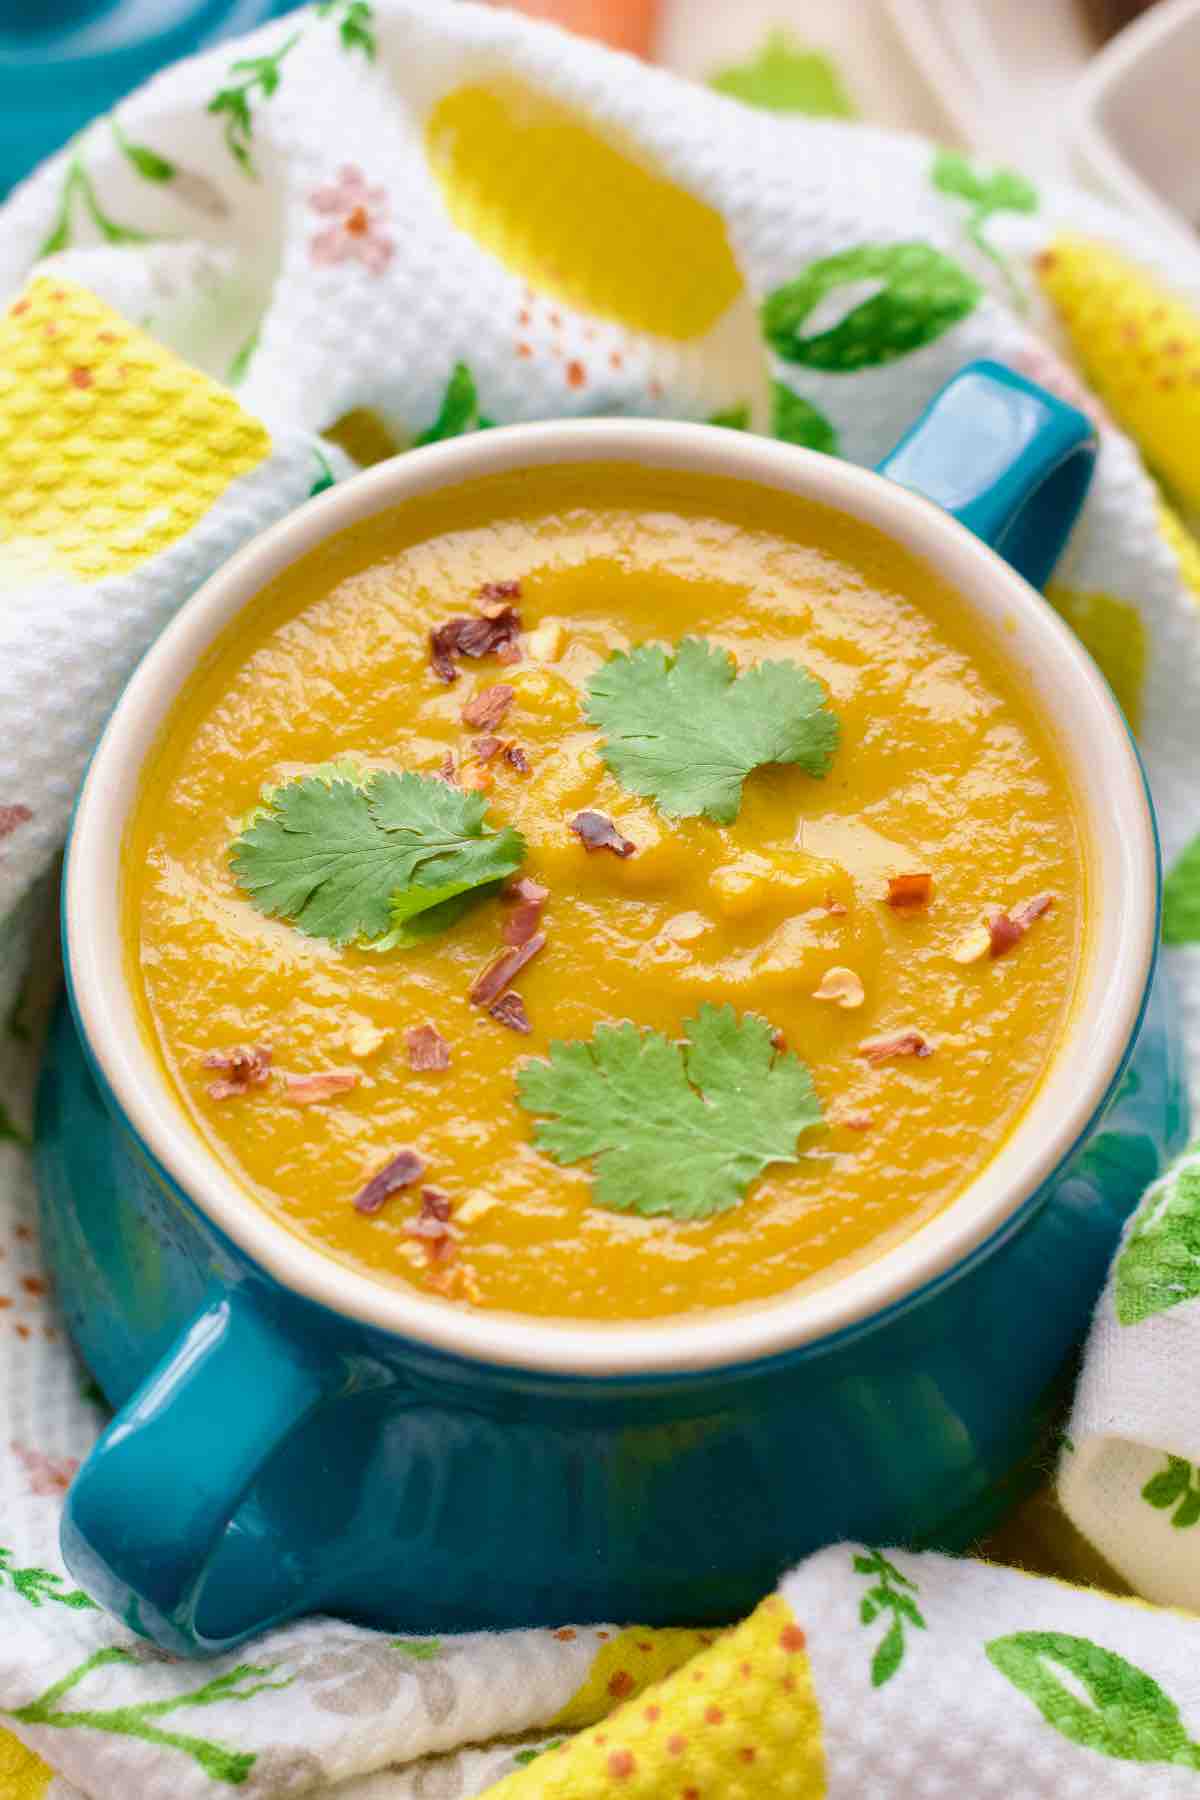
[517,1003,822,1220]
[584,636,838,823]
[231,769,524,947]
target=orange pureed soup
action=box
[125,465,1085,1322]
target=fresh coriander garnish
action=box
[516,1003,822,1220]
[584,636,838,824]
[231,768,524,948]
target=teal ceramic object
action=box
[0,0,296,198]
[38,363,1183,1656]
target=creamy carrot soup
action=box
[124,465,1085,1322]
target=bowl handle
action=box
[876,358,1098,588]
[61,1285,341,1656]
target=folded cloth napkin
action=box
[5,3,1200,1795]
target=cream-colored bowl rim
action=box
[65,419,1157,1378]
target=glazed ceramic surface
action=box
[39,362,1181,1654]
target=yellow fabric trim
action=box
[424,82,744,342]
[549,1626,723,1731]
[0,277,270,585]
[1158,497,1200,606]
[1045,580,1146,733]
[1036,233,1200,510]
[494,1594,826,1796]
[0,1725,53,1798]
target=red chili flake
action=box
[0,803,32,840]
[887,872,934,909]
[284,1069,360,1106]
[566,359,586,389]
[461,683,515,730]
[607,1750,635,1780]
[570,811,635,857]
[857,1028,933,1064]
[503,876,548,947]
[10,298,28,315]
[353,1148,425,1216]
[406,1188,456,1261]
[779,1624,806,1652]
[986,911,1024,957]
[406,1023,450,1071]
[503,744,530,774]
[429,588,523,682]
[203,1044,272,1101]
[608,1670,634,1699]
[490,991,531,1034]
[987,893,1055,957]
[473,736,502,763]
[469,931,546,1008]
[436,752,458,785]
[69,366,93,389]
[20,1276,46,1297]
[770,1028,787,1052]
[1011,891,1056,932]
[516,342,532,358]
[610,350,623,369]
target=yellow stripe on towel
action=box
[0,277,270,584]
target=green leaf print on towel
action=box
[208,31,302,176]
[931,150,1037,308]
[316,0,377,60]
[986,1632,1200,1770]
[111,118,175,184]
[1142,1455,1200,1529]
[38,147,149,258]
[1164,835,1200,944]
[852,1549,925,1687]
[709,32,855,118]
[762,244,981,372]
[415,363,495,444]
[6,1648,293,1786]
[0,1549,95,1610]
[1114,1156,1200,1325]
[772,381,839,454]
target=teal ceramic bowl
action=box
[36,362,1185,1655]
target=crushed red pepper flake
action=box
[570,810,635,858]
[406,1023,450,1071]
[406,1195,456,1267]
[436,752,459,785]
[503,877,549,947]
[461,683,515,730]
[987,892,1055,958]
[0,803,32,840]
[429,586,523,682]
[203,1044,271,1101]
[353,1147,425,1216]
[284,1069,360,1106]
[490,991,531,1034]
[469,931,546,1008]
[887,872,934,909]
[504,743,530,774]
[857,1027,933,1064]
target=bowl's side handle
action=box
[876,359,1098,589]
[61,1284,341,1656]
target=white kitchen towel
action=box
[3,3,1200,1795]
